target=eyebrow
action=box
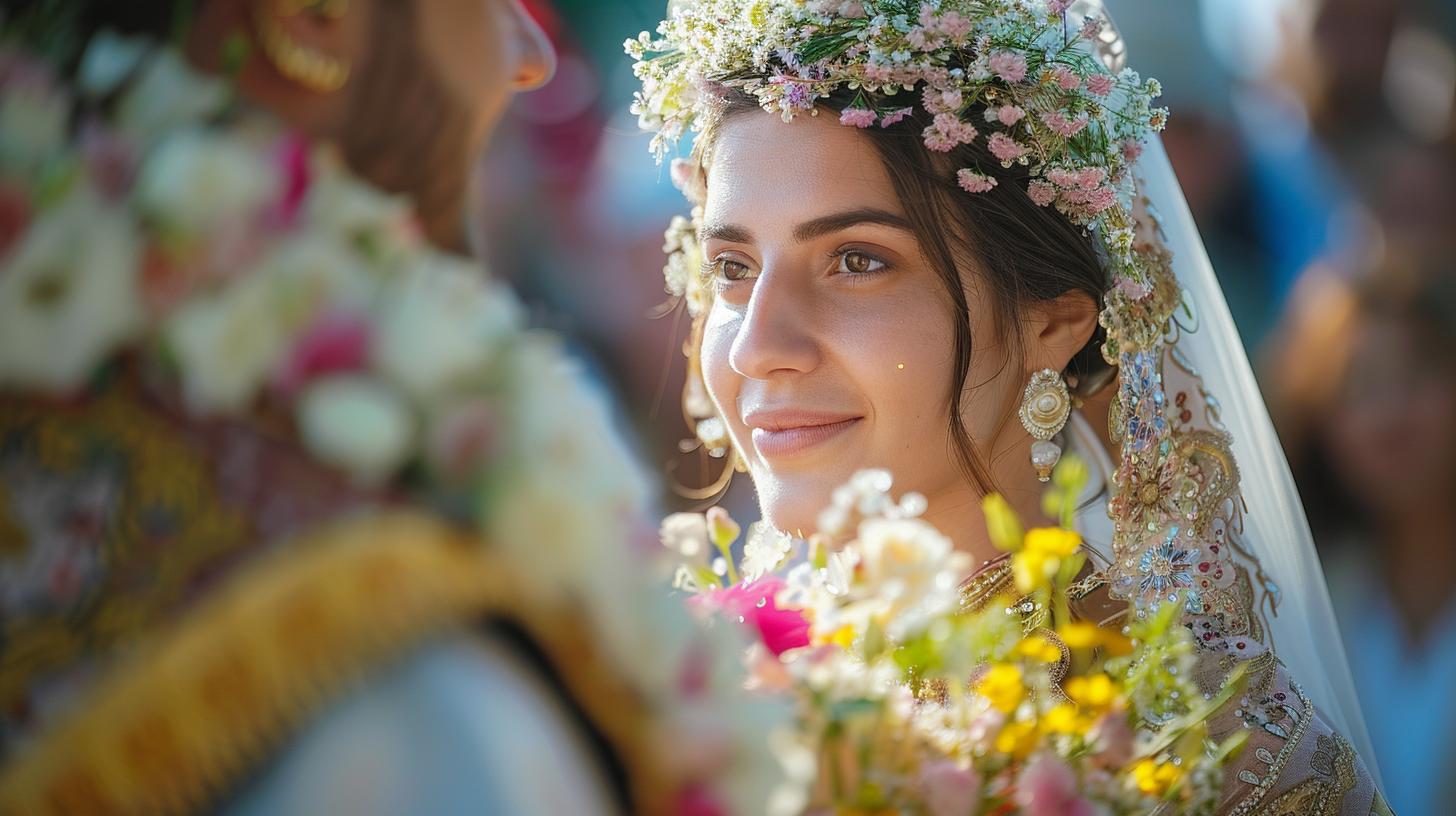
[698,207,914,244]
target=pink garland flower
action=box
[988,132,1027,164]
[1051,65,1081,91]
[839,107,877,128]
[693,577,810,656]
[1028,180,1057,207]
[1014,754,1097,816]
[271,311,372,397]
[987,51,1028,84]
[920,761,982,816]
[995,105,1026,126]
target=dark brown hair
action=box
[692,88,1111,494]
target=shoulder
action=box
[226,630,620,816]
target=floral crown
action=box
[629,0,1185,457]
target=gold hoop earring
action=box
[1019,368,1071,482]
[254,0,351,93]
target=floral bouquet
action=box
[660,461,1246,815]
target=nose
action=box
[728,265,822,381]
[507,0,556,91]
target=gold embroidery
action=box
[1248,733,1357,816]
[0,512,674,815]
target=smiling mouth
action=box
[749,417,862,459]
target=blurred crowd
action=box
[479,0,1456,812]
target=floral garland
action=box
[0,33,781,814]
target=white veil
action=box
[1126,135,1381,781]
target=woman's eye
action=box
[837,250,887,275]
[709,258,755,282]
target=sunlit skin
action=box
[698,110,1097,564]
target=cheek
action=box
[700,306,743,427]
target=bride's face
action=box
[698,110,1024,535]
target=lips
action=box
[743,408,862,459]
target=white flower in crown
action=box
[0,185,144,391]
[137,128,278,234]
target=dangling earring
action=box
[1019,368,1071,482]
[254,0,352,93]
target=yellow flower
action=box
[994,720,1039,759]
[1132,758,1183,797]
[1012,528,1082,593]
[1058,622,1134,656]
[1041,703,1087,736]
[1016,634,1063,663]
[981,493,1024,553]
[1064,673,1118,711]
[977,664,1025,713]
[818,624,857,650]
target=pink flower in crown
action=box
[988,132,1028,163]
[1121,138,1145,162]
[937,89,964,112]
[920,761,982,816]
[839,107,877,128]
[1046,167,1079,188]
[272,311,373,397]
[938,11,973,41]
[879,107,913,127]
[923,127,957,152]
[1115,276,1152,300]
[957,169,997,193]
[996,105,1026,126]
[1042,110,1090,137]
[693,577,810,657]
[988,51,1028,84]
[1085,73,1116,97]
[1047,0,1071,14]
[1080,15,1104,40]
[1028,180,1057,207]
[1076,167,1107,190]
[906,26,934,50]
[862,62,894,84]
[1051,65,1082,90]
[841,1,866,17]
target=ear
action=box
[248,0,367,95]
[1023,290,1100,373]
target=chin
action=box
[751,469,840,537]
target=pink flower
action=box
[1085,73,1116,97]
[863,62,893,84]
[938,11,972,40]
[923,127,957,152]
[1115,276,1151,300]
[694,578,810,656]
[988,51,1028,84]
[271,134,312,228]
[79,122,136,200]
[988,132,1027,163]
[1089,711,1135,768]
[966,709,1005,750]
[906,26,936,50]
[920,761,981,816]
[1047,0,1071,13]
[1041,110,1089,137]
[1013,754,1081,816]
[996,105,1026,126]
[1080,15,1104,40]
[839,107,877,128]
[957,169,997,193]
[879,107,913,127]
[1028,180,1057,207]
[1121,138,1145,162]
[272,312,372,397]
[1052,66,1082,90]
[672,784,728,816]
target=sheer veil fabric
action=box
[1082,134,1381,783]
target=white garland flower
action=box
[0,186,143,392]
[297,374,414,485]
[166,268,289,413]
[372,255,524,400]
[0,68,69,178]
[850,517,972,640]
[136,128,278,233]
[115,49,229,148]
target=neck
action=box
[921,445,1057,576]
